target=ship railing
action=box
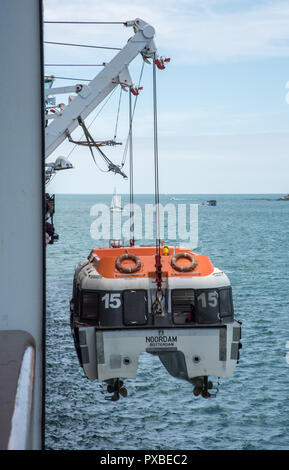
[0,331,36,450]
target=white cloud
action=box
[43,0,289,63]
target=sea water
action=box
[45,194,289,450]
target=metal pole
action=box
[153,55,160,254]
[129,91,135,246]
[152,54,163,296]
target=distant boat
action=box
[110,188,123,212]
[206,200,217,206]
[110,188,129,214]
[170,197,188,201]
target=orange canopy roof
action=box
[91,245,214,279]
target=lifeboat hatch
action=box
[70,246,242,402]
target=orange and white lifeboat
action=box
[70,244,241,400]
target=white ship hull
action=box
[78,323,241,383]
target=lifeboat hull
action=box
[70,245,241,397]
[74,323,241,383]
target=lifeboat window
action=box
[195,289,220,324]
[219,287,233,319]
[123,290,148,326]
[172,290,196,324]
[75,287,81,316]
[81,292,99,320]
[71,285,80,317]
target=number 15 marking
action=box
[101,293,121,309]
[197,291,218,308]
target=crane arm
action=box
[45,18,157,158]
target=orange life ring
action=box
[171,252,197,272]
[115,253,141,273]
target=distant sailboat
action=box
[110,188,123,212]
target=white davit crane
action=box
[45,18,162,159]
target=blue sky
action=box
[44,0,289,194]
